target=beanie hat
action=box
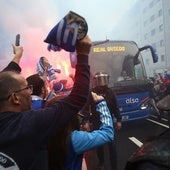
[53,82,64,94]
[44,11,88,52]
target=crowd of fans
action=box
[149,72,170,102]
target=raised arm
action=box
[71,92,114,154]
[2,45,23,73]
[31,35,92,137]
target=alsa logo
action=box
[126,98,139,104]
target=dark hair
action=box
[48,116,80,170]
[26,74,45,96]
[0,71,21,104]
[46,96,80,170]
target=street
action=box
[83,111,169,170]
[117,112,169,170]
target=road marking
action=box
[129,137,143,147]
[147,118,169,128]
[161,118,168,122]
[150,115,168,122]
[150,115,157,118]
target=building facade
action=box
[112,0,170,77]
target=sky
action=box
[0,0,137,79]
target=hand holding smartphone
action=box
[13,34,20,54]
[15,34,20,46]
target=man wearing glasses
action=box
[0,85,33,102]
[0,35,91,170]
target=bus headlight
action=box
[141,102,149,110]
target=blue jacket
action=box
[65,100,114,170]
[31,95,46,110]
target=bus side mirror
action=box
[149,46,158,63]
[139,45,158,63]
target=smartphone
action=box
[15,34,20,46]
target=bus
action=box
[89,40,158,122]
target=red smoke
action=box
[18,28,75,88]
[0,1,75,88]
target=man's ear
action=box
[10,93,20,104]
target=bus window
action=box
[122,55,134,78]
[134,63,144,79]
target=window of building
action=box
[161,54,165,62]
[159,24,163,32]
[160,39,164,47]
[143,20,148,27]
[155,0,160,4]
[143,8,146,14]
[158,9,162,17]
[143,6,148,14]
[151,29,156,36]
[149,1,154,8]
[150,15,155,22]
[151,43,156,49]
[144,33,148,39]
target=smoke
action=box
[0,0,136,82]
[0,0,74,86]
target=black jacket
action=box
[80,85,122,130]
[0,56,90,170]
[125,129,170,170]
[91,85,121,121]
[2,61,22,73]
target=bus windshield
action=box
[89,40,158,121]
[89,40,147,89]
